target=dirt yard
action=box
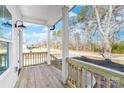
[23,48,124,65]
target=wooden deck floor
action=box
[15,65,66,88]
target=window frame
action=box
[0,5,12,75]
[0,39,12,75]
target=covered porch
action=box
[7,5,73,88]
[5,5,124,88]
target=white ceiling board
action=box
[19,5,74,26]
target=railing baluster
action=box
[37,53,38,64]
[106,78,110,88]
[24,54,26,66]
[42,53,43,63]
[23,54,24,66]
[26,54,27,66]
[39,53,41,64]
[72,65,74,85]
[44,54,46,62]
[91,71,94,88]
[38,53,39,64]
[32,53,33,65]
[39,53,40,64]
[80,68,83,87]
[40,53,41,64]
[45,53,47,62]
[44,53,46,63]
[28,53,31,66]
[97,75,101,88]
[28,53,29,66]
[40,53,42,64]
[25,54,26,66]
[70,64,72,83]
[44,52,46,63]
[68,63,71,81]
[36,53,38,64]
[41,53,42,63]
[36,53,37,64]
[43,53,44,63]
[41,53,43,63]
[30,53,32,65]
[42,53,44,63]
[84,69,87,88]
[33,53,34,65]
[46,52,47,62]
[24,54,25,66]
[38,53,40,63]
[34,53,35,65]
[73,66,76,86]
[75,66,78,87]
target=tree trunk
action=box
[102,39,112,63]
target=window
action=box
[0,41,9,75]
[0,5,12,75]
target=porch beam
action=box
[23,16,49,26]
[47,26,51,64]
[62,6,69,83]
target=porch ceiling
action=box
[18,5,74,26]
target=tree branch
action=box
[94,5,105,38]
[110,22,124,38]
[106,5,113,35]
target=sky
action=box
[55,5,83,30]
[23,23,47,44]
[0,19,12,40]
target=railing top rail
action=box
[66,58,124,85]
[23,52,48,54]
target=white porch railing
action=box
[66,58,124,88]
[23,52,47,66]
[22,52,61,67]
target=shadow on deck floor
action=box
[15,65,67,88]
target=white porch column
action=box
[47,26,51,64]
[19,29,23,69]
[11,18,20,73]
[62,6,69,83]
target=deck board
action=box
[15,64,65,88]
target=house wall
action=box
[0,5,22,88]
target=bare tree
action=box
[93,5,124,60]
[77,5,124,61]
